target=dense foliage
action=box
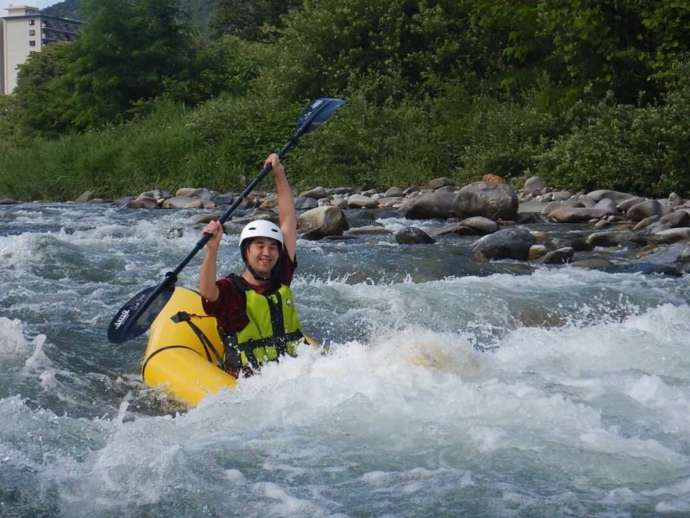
[1,0,689,200]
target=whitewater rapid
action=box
[1,202,690,517]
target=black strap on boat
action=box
[141,345,200,378]
[170,311,222,366]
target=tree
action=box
[211,0,302,41]
[64,0,194,128]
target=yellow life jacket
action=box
[226,275,303,369]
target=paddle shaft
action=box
[170,138,297,278]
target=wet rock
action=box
[528,244,548,260]
[586,190,637,203]
[639,242,690,265]
[455,182,519,220]
[294,196,319,211]
[298,206,349,240]
[74,191,96,203]
[395,227,436,244]
[300,186,329,199]
[176,187,214,200]
[617,197,645,212]
[471,227,536,261]
[571,258,614,270]
[613,262,682,277]
[344,225,392,236]
[162,196,204,209]
[384,187,405,197]
[542,200,585,217]
[348,194,378,209]
[547,207,610,223]
[433,223,480,237]
[399,191,457,219]
[586,231,646,248]
[523,176,546,195]
[633,214,660,231]
[211,192,235,205]
[650,227,690,244]
[0,198,18,204]
[541,247,574,264]
[460,216,499,234]
[166,226,184,239]
[428,177,454,189]
[127,196,158,209]
[626,199,666,222]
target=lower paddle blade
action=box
[107,282,175,343]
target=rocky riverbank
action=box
[3,175,689,274]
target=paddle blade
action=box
[296,98,345,136]
[107,282,175,343]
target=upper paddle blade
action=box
[107,281,175,343]
[296,98,345,136]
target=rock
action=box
[176,187,214,200]
[471,227,536,261]
[586,190,637,203]
[542,200,585,217]
[347,194,379,209]
[657,210,690,229]
[669,192,684,207]
[137,189,172,201]
[547,207,610,223]
[331,196,349,209]
[403,186,420,196]
[0,198,19,204]
[481,174,505,184]
[377,196,403,208]
[433,223,482,237]
[300,186,329,199]
[260,195,278,209]
[327,187,354,196]
[626,200,666,222]
[586,231,646,248]
[594,198,619,214]
[428,177,454,189]
[552,190,574,201]
[395,227,435,244]
[617,197,645,212]
[633,214,660,231]
[294,196,319,211]
[571,258,614,270]
[650,227,690,244]
[644,242,690,265]
[298,206,349,239]
[74,191,96,203]
[399,191,457,219]
[211,192,235,205]
[162,196,204,209]
[541,247,574,264]
[455,182,519,220]
[192,213,222,224]
[127,196,158,209]
[165,226,184,239]
[613,263,682,277]
[523,176,546,195]
[344,225,392,236]
[384,187,405,197]
[528,244,548,260]
[459,216,499,235]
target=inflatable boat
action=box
[142,287,238,406]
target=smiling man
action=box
[199,153,302,377]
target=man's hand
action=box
[202,220,224,253]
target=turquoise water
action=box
[1,202,690,517]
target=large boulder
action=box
[586,190,637,203]
[298,206,349,239]
[547,207,610,223]
[471,227,536,261]
[454,182,518,220]
[523,176,546,195]
[394,227,435,244]
[399,191,457,219]
[626,200,667,222]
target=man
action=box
[199,153,303,376]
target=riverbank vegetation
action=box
[1,0,689,200]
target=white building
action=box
[1,5,81,95]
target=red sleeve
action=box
[277,253,297,286]
[201,277,249,334]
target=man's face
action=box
[246,237,280,277]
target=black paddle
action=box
[107,97,345,343]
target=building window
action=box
[29,19,35,26]
[29,40,36,47]
[29,29,36,36]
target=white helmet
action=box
[239,219,284,249]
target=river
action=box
[1,202,690,517]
